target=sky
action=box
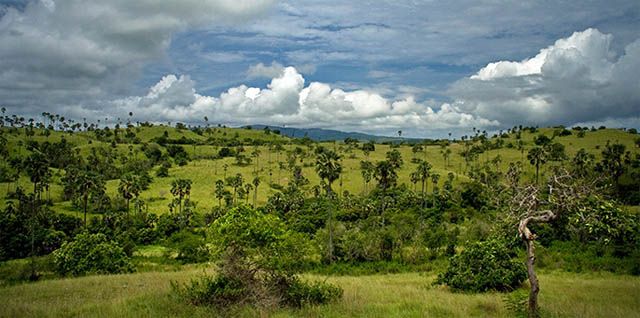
[0,0,639,138]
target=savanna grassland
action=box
[1,117,639,317]
[1,124,637,214]
[1,269,639,317]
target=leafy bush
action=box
[156,161,171,177]
[568,199,639,256]
[173,206,342,308]
[172,275,247,307]
[173,275,341,309]
[168,230,210,263]
[436,239,526,292]
[279,276,343,307]
[53,232,134,276]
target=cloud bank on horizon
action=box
[1,0,639,138]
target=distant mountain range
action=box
[246,125,428,142]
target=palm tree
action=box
[119,174,141,215]
[374,160,398,192]
[252,176,261,206]
[76,171,104,226]
[410,171,419,191]
[315,146,342,196]
[215,180,225,207]
[251,148,261,174]
[386,149,403,169]
[226,174,243,205]
[243,183,253,204]
[359,160,374,193]
[441,148,452,168]
[414,160,432,207]
[431,173,440,207]
[527,147,547,184]
[572,148,594,177]
[314,146,342,263]
[431,173,440,192]
[24,151,51,202]
[170,179,192,213]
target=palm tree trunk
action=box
[83,194,88,227]
[421,180,426,208]
[253,187,258,206]
[433,184,436,206]
[328,208,334,263]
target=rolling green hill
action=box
[1,125,639,215]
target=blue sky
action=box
[151,1,638,99]
[1,0,639,137]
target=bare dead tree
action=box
[509,168,599,317]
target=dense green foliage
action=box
[53,232,134,276]
[0,193,81,261]
[436,239,527,292]
[173,205,342,308]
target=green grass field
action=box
[0,269,638,317]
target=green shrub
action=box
[53,232,134,276]
[173,206,342,309]
[436,239,526,292]
[279,276,343,307]
[156,164,169,177]
[168,230,209,263]
[172,275,247,308]
[173,274,341,309]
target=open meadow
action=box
[1,269,639,318]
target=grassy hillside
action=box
[1,126,638,215]
[0,269,638,317]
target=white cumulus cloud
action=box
[101,66,496,137]
[450,28,640,129]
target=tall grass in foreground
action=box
[0,270,638,317]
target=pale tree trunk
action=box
[523,238,539,317]
[518,210,556,317]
